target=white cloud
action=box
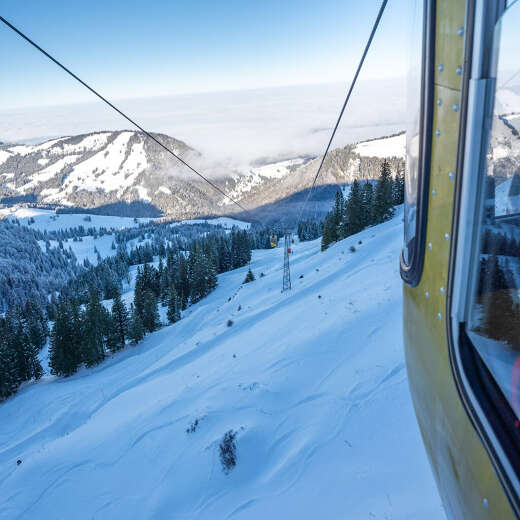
[0,79,406,168]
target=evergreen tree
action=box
[244,268,255,283]
[298,220,322,242]
[141,290,161,333]
[392,170,405,205]
[81,289,106,367]
[159,258,170,304]
[49,298,82,377]
[0,319,19,399]
[205,254,218,293]
[340,179,363,238]
[373,160,395,223]
[321,213,336,251]
[128,303,145,344]
[218,237,233,272]
[5,308,43,384]
[133,266,146,317]
[166,285,181,324]
[231,229,252,268]
[177,255,190,310]
[23,300,48,351]
[105,313,120,354]
[333,190,344,232]
[360,181,374,227]
[189,251,206,304]
[189,250,217,303]
[110,290,129,351]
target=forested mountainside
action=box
[0,219,79,311]
[0,131,406,220]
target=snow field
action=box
[0,207,153,233]
[354,133,406,159]
[170,216,250,230]
[0,208,443,519]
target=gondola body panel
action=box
[403,0,516,518]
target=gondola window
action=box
[467,3,520,418]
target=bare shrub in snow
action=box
[219,430,237,473]
[186,418,200,434]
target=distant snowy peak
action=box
[221,133,406,208]
[0,130,406,220]
[0,130,211,216]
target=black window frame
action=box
[400,0,436,286]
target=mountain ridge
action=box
[0,130,406,220]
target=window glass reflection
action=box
[468,2,520,417]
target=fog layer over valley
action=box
[0,80,406,167]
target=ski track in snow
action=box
[0,207,443,519]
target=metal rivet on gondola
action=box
[456,66,462,75]
[439,64,444,72]
[453,104,459,112]
[458,27,464,36]
[445,233,450,241]
[425,291,430,299]
[440,287,445,295]
[437,313,442,321]
[436,129,440,137]
[428,242,433,250]
[449,171,454,180]
[437,98,442,106]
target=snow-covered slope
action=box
[1,131,405,222]
[0,209,441,520]
[0,206,249,235]
[0,207,154,232]
[170,216,250,230]
[354,133,405,158]
[0,131,221,219]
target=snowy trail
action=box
[0,208,443,519]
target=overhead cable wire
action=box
[0,15,248,213]
[296,0,388,225]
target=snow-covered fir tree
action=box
[111,290,129,351]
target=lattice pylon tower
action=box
[282,233,291,292]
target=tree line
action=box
[0,301,48,399]
[321,161,404,251]
[1,226,255,397]
[48,228,252,378]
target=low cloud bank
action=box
[0,78,406,168]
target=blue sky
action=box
[0,0,411,109]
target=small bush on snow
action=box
[219,430,237,473]
[243,268,255,283]
[186,418,200,434]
